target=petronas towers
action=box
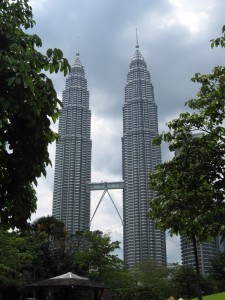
[52,53,91,234]
[53,44,167,268]
[122,44,166,267]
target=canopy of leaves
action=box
[73,230,124,283]
[0,0,70,229]
[148,27,225,243]
[133,259,170,299]
[0,224,125,298]
[29,216,71,279]
[209,252,225,292]
[113,285,161,300]
[0,229,40,289]
[169,264,199,299]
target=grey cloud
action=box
[92,126,123,177]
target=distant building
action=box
[216,235,225,253]
[181,235,225,275]
[181,237,217,275]
[122,42,167,268]
[52,53,92,234]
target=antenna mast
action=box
[136,28,139,48]
[76,35,80,56]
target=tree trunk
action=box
[192,235,202,300]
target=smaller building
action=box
[181,237,217,275]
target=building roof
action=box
[29,272,107,289]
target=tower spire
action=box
[136,28,139,48]
[76,35,80,56]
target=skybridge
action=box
[87,181,124,226]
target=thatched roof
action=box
[29,272,106,289]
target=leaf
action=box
[56,48,63,60]
[7,77,16,86]
[54,63,59,73]
[15,77,21,85]
[46,48,53,58]
[222,25,225,33]
[49,63,54,74]
[44,65,49,71]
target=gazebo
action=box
[28,272,110,300]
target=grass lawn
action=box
[192,292,225,300]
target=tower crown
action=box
[131,30,146,66]
[132,49,144,61]
[72,52,83,68]
[130,47,146,69]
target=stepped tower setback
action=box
[52,53,92,233]
[122,43,167,268]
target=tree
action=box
[30,216,70,280]
[209,252,225,292]
[169,264,199,299]
[113,285,161,300]
[148,27,225,300]
[0,216,72,299]
[135,259,169,298]
[0,0,70,229]
[73,230,124,283]
[0,228,39,299]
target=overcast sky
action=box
[29,0,225,263]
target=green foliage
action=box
[169,264,199,299]
[0,228,38,290]
[113,285,161,300]
[31,215,68,240]
[107,269,136,289]
[148,27,225,244]
[73,230,124,283]
[0,216,71,298]
[0,216,69,289]
[0,0,70,229]
[209,252,225,292]
[133,259,169,298]
[29,216,71,279]
[210,26,225,48]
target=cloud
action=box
[168,0,211,33]
[91,114,122,177]
[166,232,181,264]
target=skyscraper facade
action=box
[122,44,167,268]
[52,53,92,234]
[181,237,217,275]
[181,235,225,275]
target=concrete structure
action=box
[122,42,167,268]
[52,52,92,234]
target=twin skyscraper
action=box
[52,42,167,268]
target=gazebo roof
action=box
[29,272,106,289]
[51,272,88,280]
